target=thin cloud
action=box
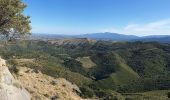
[104,19,170,36]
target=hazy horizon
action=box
[24,0,170,36]
[32,32,170,37]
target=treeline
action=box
[118,75,170,93]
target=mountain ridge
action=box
[30,32,170,43]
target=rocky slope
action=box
[0,57,84,100]
[15,67,83,100]
[0,57,31,100]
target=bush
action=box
[95,90,122,100]
[79,86,95,98]
[9,65,19,74]
[168,92,170,98]
[125,98,134,100]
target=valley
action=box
[1,0,170,99]
[0,39,170,99]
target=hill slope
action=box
[0,39,170,99]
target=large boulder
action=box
[0,57,31,100]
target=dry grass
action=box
[76,57,96,68]
[15,67,83,100]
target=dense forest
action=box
[0,39,170,99]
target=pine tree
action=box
[0,0,31,41]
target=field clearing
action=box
[76,56,96,68]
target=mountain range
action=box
[31,32,170,43]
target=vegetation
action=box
[0,0,31,41]
[1,40,170,99]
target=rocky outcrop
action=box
[0,57,31,100]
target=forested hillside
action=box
[0,39,170,99]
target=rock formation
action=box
[0,57,31,100]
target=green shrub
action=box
[79,86,95,98]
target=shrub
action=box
[79,86,94,98]
[168,92,170,98]
[9,65,19,74]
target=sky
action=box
[23,0,170,36]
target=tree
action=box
[0,0,31,41]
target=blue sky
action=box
[23,0,170,36]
